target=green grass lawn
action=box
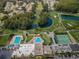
[63,20,79,30]
[2,29,24,35]
[40,34,52,45]
[0,34,10,45]
[60,13,79,30]
[70,31,79,43]
[36,2,43,11]
[25,33,52,45]
[25,34,35,42]
[35,2,43,18]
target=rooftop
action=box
[11,44,35,57]
[70,44,79,52]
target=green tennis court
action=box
[55,34,70,44]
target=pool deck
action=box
[10,35,23,45]
[48,32,55,44]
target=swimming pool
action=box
[35,37,42,44]
[13,36,21,44]
[55,34,70,44]
[10,35,22,45]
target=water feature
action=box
[35,37,42,44]
[31,18,53,29]
[39,18,53,28]
[61,15,79,20]
[14,36,21,44]
[10,35,22,45]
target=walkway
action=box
[48,32,56,44]
[67,31,77,43]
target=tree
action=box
[54,0,79,13]
[38,12,50,27]
[3,13,34,30]
[43,3,49,12]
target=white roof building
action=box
[4,2,14,11]
[42,0,57,10]
[11,44,35,57]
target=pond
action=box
[39,18,53,28]
[61,15,79,20]
[31,18,53,29]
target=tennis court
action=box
[55,34,70,44]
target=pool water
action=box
[55,35,70,44]
[14,37,21,44]
[35,37,42,43]
[13,36,21,45]
[61,15,79,20]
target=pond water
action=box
[61,15,79,20]
[39,18,52,28]
[32,24,38,28]
[32,18,53,29]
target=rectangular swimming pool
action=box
[10,35,22,45]
[55,34,70,44]
[14,36,21,44]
